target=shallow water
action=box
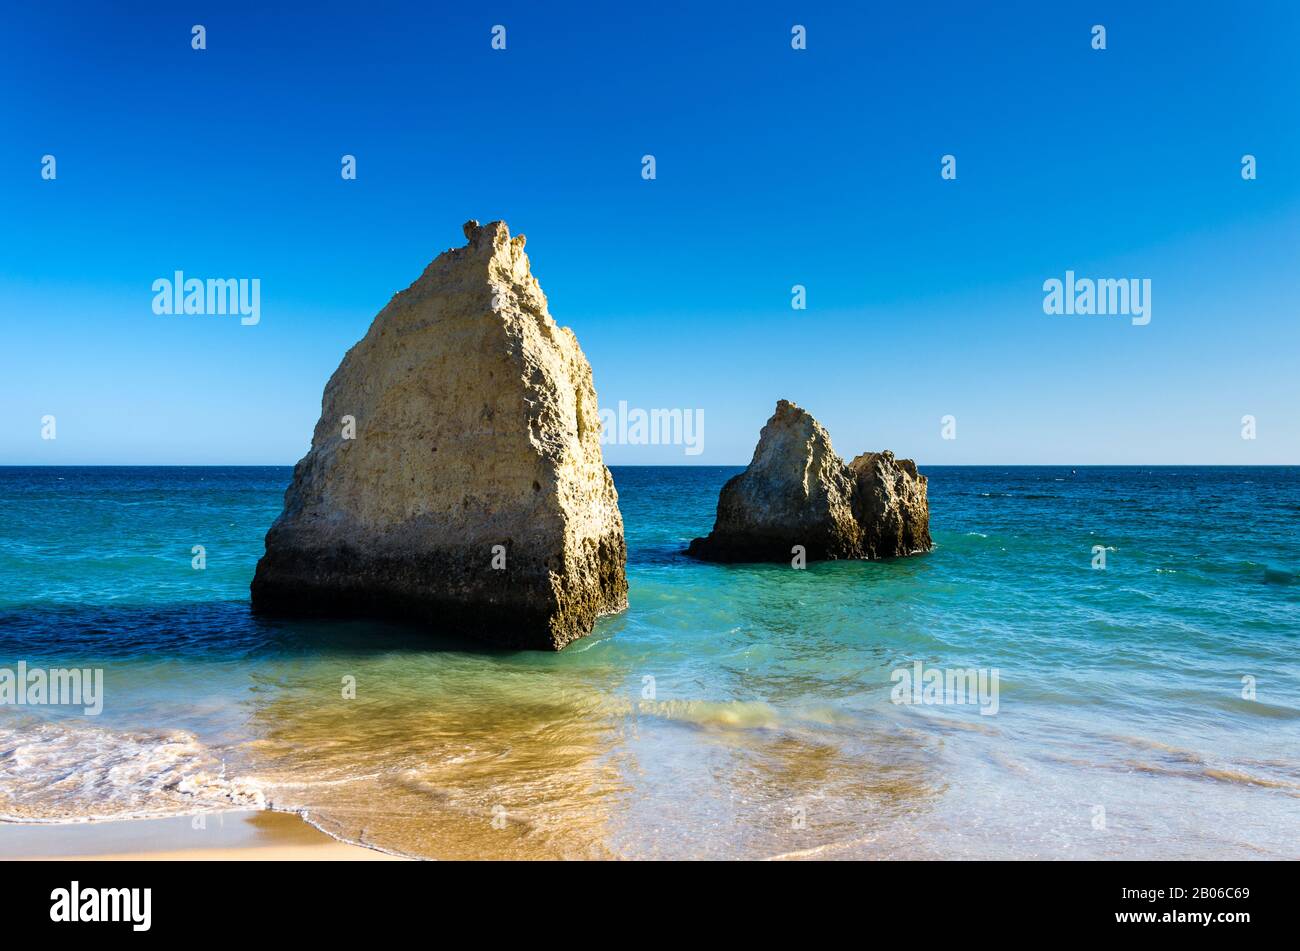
[0,465,1297,858]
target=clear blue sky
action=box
[2,1,1297,465]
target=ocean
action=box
[0,465,1296,859]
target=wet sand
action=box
[0,810,408,861]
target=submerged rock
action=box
[686,400,931,563]
[251,220,627,650]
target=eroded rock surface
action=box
[252,220,627,650]
[686,400,931,563]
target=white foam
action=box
[0,716,266,823]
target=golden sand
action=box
[1,810,407,861]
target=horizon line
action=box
[1,463,1297,469]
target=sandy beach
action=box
[1,810,407,861]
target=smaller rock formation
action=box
[686,400,931,563]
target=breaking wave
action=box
[0,715,266,823]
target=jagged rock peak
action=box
[687,400,931,563]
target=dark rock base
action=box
[251,535,628,651]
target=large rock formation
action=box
[686,400,931,563]
[251,220,627,650]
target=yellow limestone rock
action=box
[252,220,627,650]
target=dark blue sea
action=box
[0,465,1296,858]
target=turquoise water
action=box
[0,465,1297,859]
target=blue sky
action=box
[2,1,1297,465]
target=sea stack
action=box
[251,220,627,650]
[686,400,931,563]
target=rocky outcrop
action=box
[251,220,627,650]
[686,400,931,563]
